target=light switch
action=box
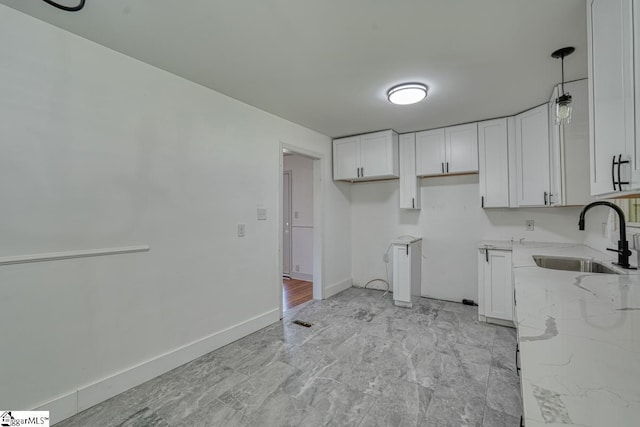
[237,223,246,237]
[294,211,299,219]
[257,208,267,220]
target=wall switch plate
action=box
[294,211,299,219]
[237,223,246,237]
[383,253,389,263]
[257,208,267,220]
[295,264,300,272]
[525,220,534,231]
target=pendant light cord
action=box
[41,0,85,12]
[561,55,565,95]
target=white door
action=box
[446,123,478,174]
[399,133,419,209]
[360,131,391,178]
[415,129,446,176]
[282,171,292,277]
[588,0,635,195]
[333,136,360,180]
[484,250,513,321]
[478,119,509,208]
[515,104,551,206]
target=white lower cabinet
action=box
[392,238,422,308]
[478,248,514,325]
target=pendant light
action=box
[551,46,575,125]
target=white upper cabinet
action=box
[515,104,551,207]
[415,124,478,176]
[478,118,510,208]
[333,130,398,181]
[399,133,420,209]
[332,136,360,181]
[446,123,478,174]
[415,129,446,176]
[588,0,637,196]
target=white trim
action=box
[324,277,352,298]
[0,245,150,266]
[39,308,279,424]
[278,142,325,320]
[289,272,313,282]
[485,316,516,328]
[33,391,77,426]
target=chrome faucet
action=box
[578,201,633,269]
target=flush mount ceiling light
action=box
[551,46,575,125]
[387,83,428,105]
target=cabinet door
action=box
[588,0,635,195]
[515,104,551,206]
[399,133,420,209]
[392,244,411,305]
[415,129,446,176]
[360,131,398,179]
[483,250,513,322]
[333,136,360,181]
[478,119,510,208]
[446,123,478,174]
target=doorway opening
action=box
[279,144,323,317]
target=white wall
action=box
[283,154,313,280]
[0,5,351,419]
[351,175,593,302]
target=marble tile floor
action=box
[58,288,522,427]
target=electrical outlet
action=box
[383,253,389,263]
[257,208,267,220]
[295,265,300,272]
[237,223,245,237]
[525,220,534,231]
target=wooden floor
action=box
[283,278,313,311]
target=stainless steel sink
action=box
[532,255,620,274]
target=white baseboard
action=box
[34,391,77,426]
[41,308,279,425]
[324,277,352,298]
[485,316,516,328]
[289,272,312,282]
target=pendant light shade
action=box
[387,83,428,105]
[551,47,575,125]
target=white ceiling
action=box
[1,0,588,138]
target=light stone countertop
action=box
[486,241,640,426]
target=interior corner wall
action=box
[283,155,313,279]
[0,4,351,417]
[351,175,591,302]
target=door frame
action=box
[282,170,292,277]
[278,142,324,319]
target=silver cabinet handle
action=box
[412,198,415,209]
[481,196,484,208]
[544,192,548,205]
[441,162,444,173]
[446,162,449,173]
